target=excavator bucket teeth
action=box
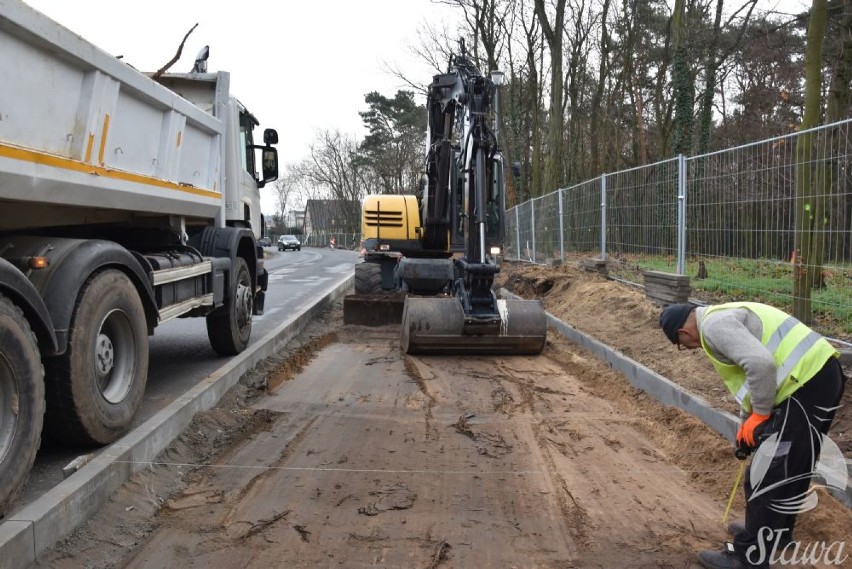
[401,297,547,355]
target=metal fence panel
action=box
[533,193,560,263]
[511,200,534,262]
[604,158,681,281]
[503,118,852,336]
[562,179,604,258]
[687,121,852,332]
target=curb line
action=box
[2,274,353,567]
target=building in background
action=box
[285,209,305,231]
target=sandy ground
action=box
[494,260,852,458]
[35,279,852,568]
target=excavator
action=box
[346,43,547,355]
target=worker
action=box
[659,302,846,569]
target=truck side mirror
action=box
[260,147,278,187]
[264,128,278,145]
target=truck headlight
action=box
[489,246,501,256]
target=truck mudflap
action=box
[401,297,547,355]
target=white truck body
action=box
[0,0,278,516]
[0,0,266,232]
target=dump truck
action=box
[346,43,547,355]
[0,1,278,514]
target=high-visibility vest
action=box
[699,302,838,412]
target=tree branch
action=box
[152,23,199,80]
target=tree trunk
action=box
[535,0,567,196]
[792,0,828,322]
[825,0,852,264]
[590,0,613,175]
[697,0,724,155]
[671,0,694,155]
[525,13,545,199]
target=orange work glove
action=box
[737,412,771,448]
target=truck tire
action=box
[0,294,45,516]
[207,257,252,356]
[44,270,149,445]
[354,261,383,294]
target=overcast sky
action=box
[23,0,461,213]
[21,0,811,214]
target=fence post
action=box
[558,188,564,262]
[677,155,687,275]
[530,199,536,262]
[600,174,607,261]
[514,207,520,261]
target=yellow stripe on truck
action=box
[85,133,95,163]
[0,141,221,199]
[98,114,110,166]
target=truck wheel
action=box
[44,270,149,445]
[0,294,45,516]
[207,257,252,356]
[354,261,383,294]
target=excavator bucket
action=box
[401,297,547,355]
[343,293,406,326]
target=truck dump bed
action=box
[0,0,226,225]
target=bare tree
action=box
[563,0,596,183]
[696,0,759,154]
[590,0,614,175]
[270,167,297,224]
[301,130,369,229]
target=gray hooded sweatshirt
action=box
[695,306,777,416]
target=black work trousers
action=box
[733,357,846,568]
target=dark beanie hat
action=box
[659,303,695,344]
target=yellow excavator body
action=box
[361,195,421,242]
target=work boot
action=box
[726,521,745,537]
[697,545,744,569]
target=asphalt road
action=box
[9,246,359,514]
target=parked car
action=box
[258,237,272,247]
[278,235,301,251]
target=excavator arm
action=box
[347,43,545,355]
[401,44,547,355]
[422,48,498,262]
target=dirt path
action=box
[494,259,852,457]
[37,303,852,568]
